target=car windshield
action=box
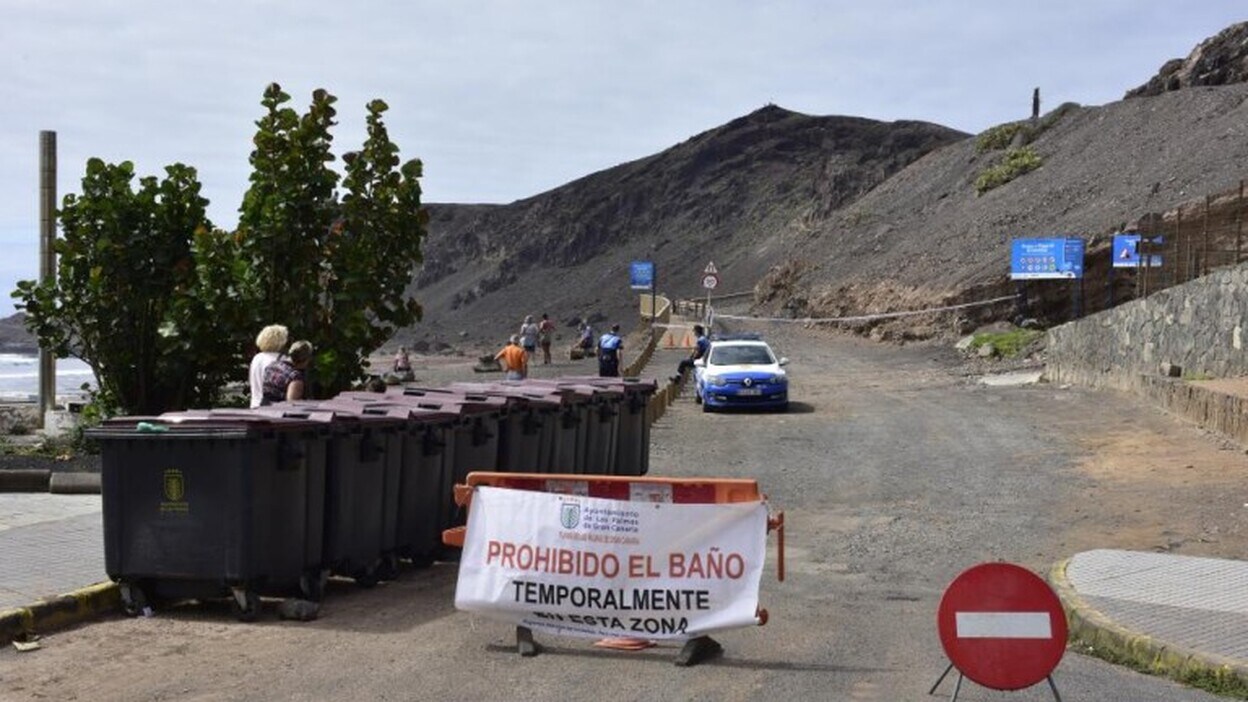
[710,345,775,366]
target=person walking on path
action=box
[538,313,556,365]
[673,324,709,382]
[262,340,314,404]
[598,324,624,377]
[249,324,288,408]
[495,335,528,380]
[519,315,540,363]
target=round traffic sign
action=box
[936,562,1067,691]
[701,274,719,290]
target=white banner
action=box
[455,486,768,641]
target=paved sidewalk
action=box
[1056,549,1248,683]
[0,493,105,611]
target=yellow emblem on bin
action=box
[161,468,189,514]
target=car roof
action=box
[709,339,772,348]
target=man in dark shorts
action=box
[598,324,624,377]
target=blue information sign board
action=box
[629,261,655,290]
[1010,238,1084,280]
[1111,234,1162,268]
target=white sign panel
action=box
[455,486,767,640]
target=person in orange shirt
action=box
[495,335,528,380]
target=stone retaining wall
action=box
[1047,262,1248,390]
[1046,262,1248,443]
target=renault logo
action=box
[743,378,753,387]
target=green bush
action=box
[976,123,1028,153]
[970,329,1043,358]
[975,147,1043,194]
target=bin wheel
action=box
[407,554,434,570]
[299,570,328,602]
[231,589,261,622]
[354,565,380,588]
[377,555,401,582]
[120,582,148,617]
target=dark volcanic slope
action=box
[410,106,965,349]
[761,82,1248,334]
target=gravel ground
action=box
[1,325,1241,701]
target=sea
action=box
[0,353,95,402]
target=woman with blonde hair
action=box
[249,324,288,408]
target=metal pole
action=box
[651,262,657,325]
[1201,194,1210,276]
[38,131,57,427]
[1237,180,1244,264]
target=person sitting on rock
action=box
[495,335,528,380]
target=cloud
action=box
[1,0,1243,313]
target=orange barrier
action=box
[445,471,785,665]
[443,472,785,582]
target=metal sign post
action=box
[630,261,657,323]
[38,131,57,427]
[702,262,719,326]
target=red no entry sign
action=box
[937,562,1068,691]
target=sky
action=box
[1,1,1244,314]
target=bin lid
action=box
[88,412,324,438]
[267,400,408,429]
[384,387,508,414]
[553,375,659,394]
[526,379,624,401]
[446,382,565,409]
[321,397,462,424]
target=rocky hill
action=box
[411,108,965,349]
[0,313,35,355]
[406,22,1248,350]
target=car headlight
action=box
[706,374,727,387]
[770,373,788,384]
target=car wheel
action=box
[702,401,713,413]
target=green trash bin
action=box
[89,413,328,620]
[530,379,623,475]
[324,396,460,566]
[360,390,506,539]
[558,377,658,475]
[447,382,565,474]
[259,403,404,586]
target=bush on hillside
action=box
[975,147,1043,194]
[976,123,1028,153]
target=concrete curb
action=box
[0,469,101,494]
[0,581,120,646]
[1050,558,1248,692]
[0,469,51,492]
[49,471,102,494]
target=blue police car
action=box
[693,336,789,412]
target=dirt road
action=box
[3,326,1245,700]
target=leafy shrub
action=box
[969,329,1044,357]
[974,147,1043,194]
[976,123,1028,153]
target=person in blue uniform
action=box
[673,324,709,381]
[598,324,624,377]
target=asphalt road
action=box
[1,326,1234,701]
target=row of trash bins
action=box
[86,376,659,620]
